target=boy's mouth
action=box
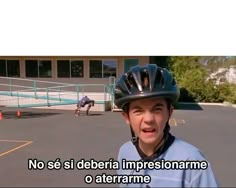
[142,128,156,133]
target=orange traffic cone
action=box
[0,112,3,120]
[17,110,21,118]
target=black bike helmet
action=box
[114,64,180,109]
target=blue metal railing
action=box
[0,76,115,111]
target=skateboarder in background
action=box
[74,96,95,116]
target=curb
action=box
[178,102,236,108]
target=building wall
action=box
[0,56,149,85]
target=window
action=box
[124,59,139,72]
[0,60,6,76]
[57,60,70,77]
[0,59,20,77]
[26,60,38,77]
[103,60,117,78]
[71,60,84,77]
[89,60,117,78]
[57,60,84,78]
[7,60,20,77]
[90,60,102,78]
[39,60,52,77]
[25,60,52,78]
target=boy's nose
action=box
[143,112,155,123]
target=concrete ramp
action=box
[0,77,114,112]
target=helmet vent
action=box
[126,73,138,90]
[156,70,160,83]
[172,78,176,85]
[153,69,165,88]
[141,70,149,89]
[160,70,165,87]
[124,76,131,91]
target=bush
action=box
[218,83,236,104]
[202,80,221,103]
[178,82,236,104]
[179,68,208,102]
[168,57,236,104]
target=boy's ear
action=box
[122,112,130,125]
[169,105,174,117]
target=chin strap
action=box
[130,122,175,161]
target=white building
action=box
[208,66,236,85]
[226,66,236,84]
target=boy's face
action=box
[122,97,173,149]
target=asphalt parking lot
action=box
[0,104,235,187]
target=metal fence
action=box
[0,77,116,111]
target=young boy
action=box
[114,64,218,187]
[74,96,95,116]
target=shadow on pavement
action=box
[88,113,103,116]
[0,111,61,119]
[174,103,203,110]
[76,113,103,116]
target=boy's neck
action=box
[138,137,165,157]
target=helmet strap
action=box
[130,126,138,144]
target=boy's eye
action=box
[132,109,143,113]
[153,108,162,111]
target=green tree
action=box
[168,56,202,84]
[167,56,222,103]
[180,68,208,102]
[202,80,221,102]
[218,83,236,104]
